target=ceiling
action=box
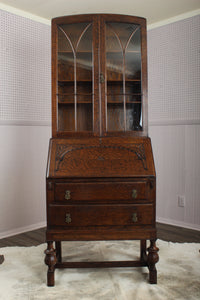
[0,0,200,25]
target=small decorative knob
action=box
[65,213,72,224]
[132,189,137,199]
[100,73,105,83]
[65,190,71,200]
[132,212,138,223]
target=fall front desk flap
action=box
[46,137,155,178]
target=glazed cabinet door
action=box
[100,15,147,136]
[52,15,99,137]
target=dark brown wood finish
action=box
[48,203,154,226]
[54,181,148,201]
[46,137,156,178]
[46,14,159,286]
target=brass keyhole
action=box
[65,190,71,200]
[65,213,72,224]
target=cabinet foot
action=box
[44,241,57,286]
[147,239,159,284]
[47,270,55,287]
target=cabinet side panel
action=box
[52,19,58,137]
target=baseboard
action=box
[157,217,200,231]
[0,222,46,240]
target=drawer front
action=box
[54,182,148,202]
[48,204,154,226]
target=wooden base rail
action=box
[55,260,147,268]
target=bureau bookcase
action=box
[45,14,159,286]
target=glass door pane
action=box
[106,24,124,131]
[57,22,93,132]
[105,22,142,132]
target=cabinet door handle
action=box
[65,213,72,224]
[65,190,71,200]
[100,73,105,83]
[132,212,138,223]
[132,189,137,199]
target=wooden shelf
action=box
[58,51,92,54]
[57,93,93,96]
[107,79,141,82]
[58,101,141,105]
[107,101,141,104]
[57,93,93,104]
[107,93,142,96]
[106,50,140,53]
[58,50,140,54]
[58,79,140,83]
[58,101,92,104]
[58,80,92,83]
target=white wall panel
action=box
[185,125,200,226]
[0,125,51,238]
[0,9,51,237]
[149,126,185,222]
[149,125,200,230]
[148,14,200,230]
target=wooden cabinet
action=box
[45,14,159,286]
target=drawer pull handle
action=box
[132,189,137,199]
[65,213,72,224]
[132,212,138,223]
[65,190,71,200]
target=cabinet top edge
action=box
[52,13,146,24]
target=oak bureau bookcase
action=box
[45,14,159,286]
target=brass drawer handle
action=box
[65,213,72,224]
[132,189,137,199]
[65,190,71,200]
[132,212,138,223]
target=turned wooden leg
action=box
[44,241,57,286]
[140,240,147,262]
[147,239,159,284]
[55,241,62,263]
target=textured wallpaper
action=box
[148,15,200,123]
[0,9,51,123]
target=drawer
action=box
[54,182,148,202]
[48,204,154,226]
